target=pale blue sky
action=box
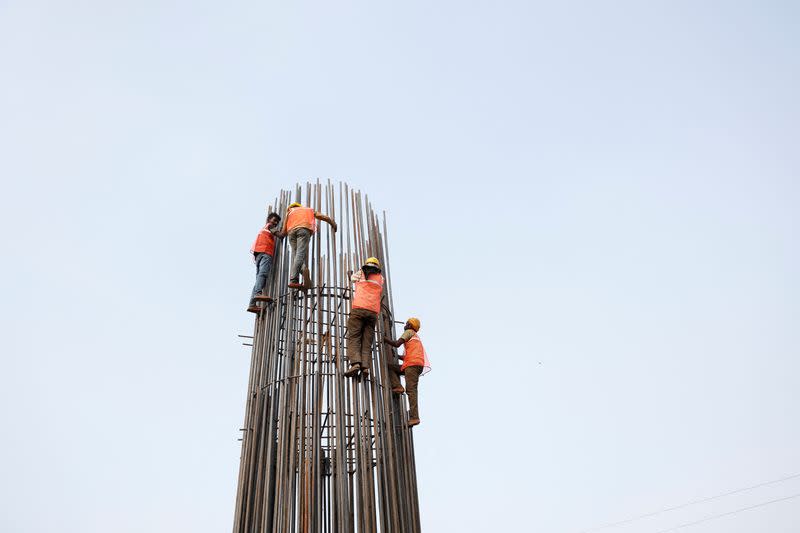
[1,1,798,532]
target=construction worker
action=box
[344,257,384,378]
[247,212,281,313]
[384,318,430,427]
[279,202,337,289]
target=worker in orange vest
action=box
[279,202,337,289]
[384,318,430,427]
[247,211,281,313]
[343,257,384,378]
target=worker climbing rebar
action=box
[344,257,384,378]
[384,317,431,427]
[247,211,281,313]
[279,202,337,289]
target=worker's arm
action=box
[383,337,404,349]
[277,222,288,238]
[315,213,338,232]
[276,208,292,237]
[384,329,413,349]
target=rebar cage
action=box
[233,181,422,533]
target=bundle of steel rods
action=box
[233,181,422,533]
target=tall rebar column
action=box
[233,182,422,533]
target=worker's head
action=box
[405,317,420,332]
[267,212,281,227]
[362,257,381,273]
[288,202,302,209]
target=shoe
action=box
[343,363,361,378]
[253,292,273,302]
[246,305,260,313]
[391,386,405,394]
[407,418,421,427]
[288,282,303,289]
[360,367,369,378]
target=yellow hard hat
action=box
[407,317,420,331]
[288,202,302,208]
[364,257,381,270]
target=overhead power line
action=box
[653,492,800,533]
[581,472,800,532]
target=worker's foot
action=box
[343,363,361,378]
[288,281,303,289]
[360,367,369,378]
[391,386,405,394]
[253,292,273,302]
[407,418,421,427]
[246,305,260,313]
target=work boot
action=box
[253,292,273,302]
[407,418,421,427]
[343,363,361,378]
[288,280,303,289]
[360,367,369,378]
[391,386,405,394]
[246,305,260,313]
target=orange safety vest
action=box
[352,272,383,314]
[251,226,276,256]
[401,332,430,372]
[285,207,317,233]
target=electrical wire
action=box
[581,472,800,532]
[653,492,800,533]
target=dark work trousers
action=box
[388,364,423,419]
[346,308,378,370]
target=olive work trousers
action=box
[288,228,312,282]
[388,364,423,420]
[346,308,378,369]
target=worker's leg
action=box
[345,309,366,367]
[387,363,403,390]
[405,366,423,420]
[295,229,311,281]
[249,253,272,304]
[297,229,313,289]
[359,311,377,371]
[288,230,299,282]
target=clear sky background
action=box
[1,1,798,532]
